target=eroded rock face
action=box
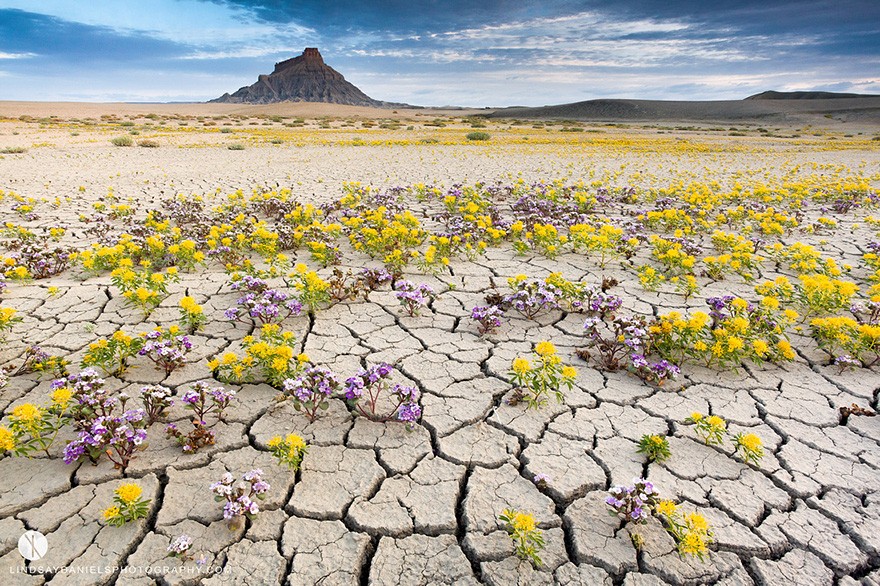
[211,48,394,107]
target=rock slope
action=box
[211,48,393,107]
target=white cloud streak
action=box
[0,51,36,59]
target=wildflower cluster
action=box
[225,275,302,325]
[637,434,671,463]
[606,478,659,523]
[654,501,715,561]
[686,413,764,465]
[4,240,75,279]
[325,267,393,303]
[178,296,207,333]
[286,263,330,312]
[6,345,69,378]
[138,328,193,375]
[685,413,727,445]
[470,305,504,335]
[103,483,151,527]
[755,274,858,318]
[703,230,764,282]
[81,330,144,376]
[569,222,634,267]
[267,434,308,471]
[64,408,147,469]
[209,324,304,386]
[211,469,270,528]
[509,341,576,409]
[0,306,22,339]
[344,363,421,427]
[47,368,149,470]
[394,280,434,316]
[110,264,179,316]
[649,234,698,276]
[139,384,173,425]
[810,316,880,369]
[650,296,797,367]
[3,396,70,457]
[767,242,844,276]
[167,535,194,560]
[342,205,426,274]
[500,275,562,319]
[165,382,235,453]
[498,509,545,568]
[607,479,714,560]
[281,366,340,422]
[580,310,680,386]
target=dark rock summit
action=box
[211,48,398,107]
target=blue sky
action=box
[0,1,877,105]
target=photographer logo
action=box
[18,531,48,561]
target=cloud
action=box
[178,47,305,60]
[0,51,35,59]
[349,48,499,63]
[0,9,186,65]
[0,1,876,104]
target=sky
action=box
[0,1,877,106]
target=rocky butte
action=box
[211,47,403,107]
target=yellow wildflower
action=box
[511,511,536,533]
[679,531,708,557]
[534,341,556,357]
[12,403,42,423]
[51,387,73,408]
[685,512,710,534]
[761,296,780,310]
[512,357,531,374]
[115,483,142,504]
[752,340,769,357]
[179,297,199,312]
[0,426,15,451]
[738,433,763,452]
[706,415,725,429]
[688,312,709,330]
[777,340,796,360]
[655,500,678,517]
[286,434,306,451]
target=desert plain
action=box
[0,101,879,585]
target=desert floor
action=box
[0,103,879,585]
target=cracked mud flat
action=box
[1,113,880,585]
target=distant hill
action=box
[485,95,880,125]
[211,48,406,108]
[746,90,880,100]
